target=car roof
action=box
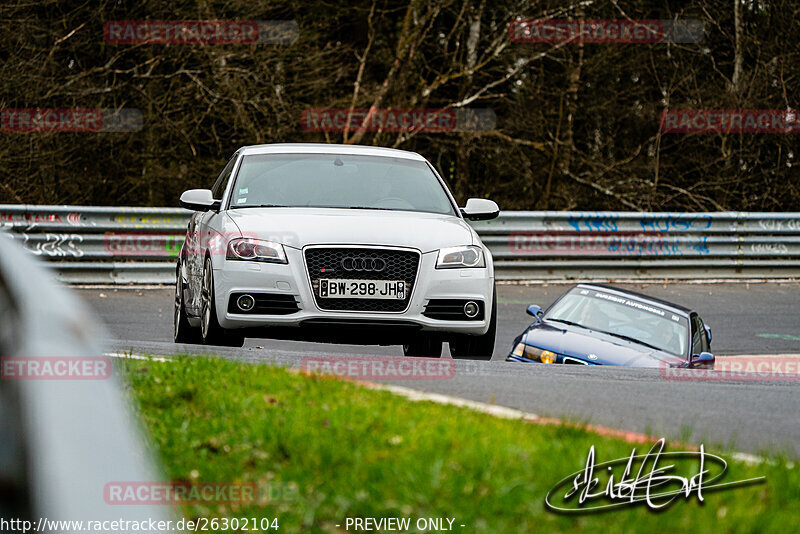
[237,143,426,161]
[574,283,693,316]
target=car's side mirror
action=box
[690,352,715,369]
[461,198,499,221]
[526,304,543,319]
[179,189,220,212]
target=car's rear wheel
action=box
[403,334,442,357]
[201,257,245,347]
[174,262,202,344]
[449,289,496,361]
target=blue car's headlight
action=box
[511,343,557,363]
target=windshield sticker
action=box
[237,197,247,204]
[592,291,666,317]
[239,188,248,195]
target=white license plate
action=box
[319,279,406,300]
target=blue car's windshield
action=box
[229,153,455,215]
[545,289,688,356]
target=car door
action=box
[186,155,238,314]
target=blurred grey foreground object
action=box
[0,233,176,528]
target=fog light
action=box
[463,301,480,318]
[237,294,255,312]
[540,350,557,364]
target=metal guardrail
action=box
[2,204,799,282]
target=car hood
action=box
[225,207,474,252]
[522,321,685,368]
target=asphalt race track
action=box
[79,282,800,457]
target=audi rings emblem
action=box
[341,257,387,272]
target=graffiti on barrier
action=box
[639,213,712,232]
[750,243,790,254]
[25,233,84,257]
[564,213,713,233]
[0,212,83,226]
[566,215,618,232]
[113,215,184,227]
[758,219,800,232]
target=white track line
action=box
[106,351,170,362]
[369,383,539,420]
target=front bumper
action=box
[506,353,596,365]
[213,247,494,336]
[506,354,537,363]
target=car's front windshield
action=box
[545,288,688,357]
[229,153,455,215]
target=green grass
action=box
[119,356,799,533]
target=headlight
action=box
[540,350,557,364]
[436,245,485,269]
[511,343,557,363]
[226,238,287,264]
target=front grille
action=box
[423,299,485,321]
[227,293,300,315]
[304,247,420,312]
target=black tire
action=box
[174,262,202,344]
[403,334,443,357]
[449,288,496,361]
[200,257,245,347]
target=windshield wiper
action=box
[547,318,591,330]
[595,330,663,352]
[345,206,394,211]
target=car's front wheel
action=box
[403,334,442,357]
[174,262,202,344]
[201,257,245,347]
[449,289,496,361]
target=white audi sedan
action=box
[174,143,499,359]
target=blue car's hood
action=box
[522,321,685,368]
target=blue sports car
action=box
[507,284,714,368]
